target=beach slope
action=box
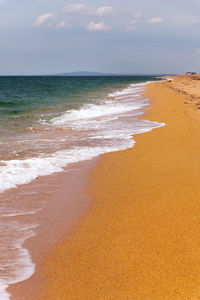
[41,78,200,299]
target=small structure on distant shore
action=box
[186,72,197,75]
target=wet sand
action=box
[39,78,200,299]
[8,159,97,300]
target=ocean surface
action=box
[0,76,165,299]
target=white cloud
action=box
[56,20,71,29]
[34,13,54,27]
[87,21,110,32]
[63,4,114,17]
[89,7,114,17]
[62,4,85,14]
[148,17,163,24]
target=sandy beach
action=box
[36,76,200,299]
[8,75,200,299]
[2,1,200,299]
[6,76,158,300]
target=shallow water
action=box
[0,76,164,299]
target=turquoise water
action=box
[0,76,159,136]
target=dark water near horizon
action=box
[0,75,165,299]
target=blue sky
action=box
[1,0,200,74]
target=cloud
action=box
[56,20,71,29]
[63,4,114,17]
[34,13,54,27]
[89,7,114,17]
[148,17,163,24]
[87,21,110,32]
[196,48,200,55]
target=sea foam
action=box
[0,222,37,299]
[0,82,164,194]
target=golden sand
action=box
[166,74,200,102]
[41,78,200,299]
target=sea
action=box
[0,75,164,299]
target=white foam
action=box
[108,82,150,98]
[0,145,129,193]
[108,88,143,98]
[51,102,145,125]
[0,280,10,300]
[0,121,164,194]
[1,210,38,217]
[0,81,165,194]
[0,222,37,299]
[50,83,152,127]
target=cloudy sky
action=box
[1,0,200,74]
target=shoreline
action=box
[39,78,200,299]
[7,79,159,299]
[8,158,97,300]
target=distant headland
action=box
[46,71,170,77]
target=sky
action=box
[1,0,200,74]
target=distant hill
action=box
[44,71,172,77]
[53,71,115,76]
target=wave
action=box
[0,125,164,194]
[51,85,148,126]
[0,222,37,299]
[0,81,164,194]
[51,102,145,125]
[0,146,131,193]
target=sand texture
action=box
[166,74,200,104]
[38,78,200,299]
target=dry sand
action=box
[166,74,200,103]
[16,76,200,299]
[40,77,200,299]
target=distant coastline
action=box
[0,71,175,77]
[42,71,174,77]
